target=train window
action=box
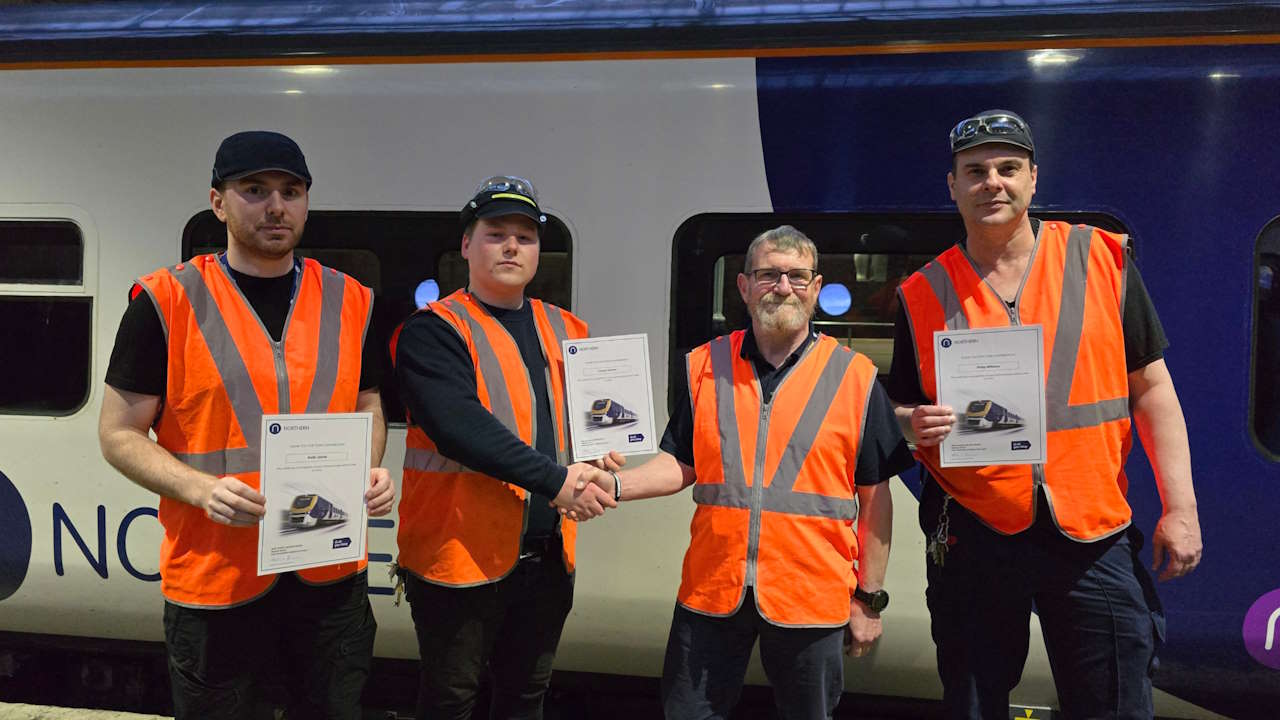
[0,220,83,285]
[0,297,92,415]
[1250,220,1280,459]
[669,212,1127,414]
[183,210,573,424]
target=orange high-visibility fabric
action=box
[897,221,1131,540]
[682,332,877,627]
[394,290,587,587]
[138,254,372,607]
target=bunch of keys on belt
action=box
[927,496,952,568]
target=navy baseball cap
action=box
[211,131,312,188]
[949,110,1035,159]
[460,175,547,231]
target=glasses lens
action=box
[754,269,781,285]
[475,175,538,203]
[983,116,1023,135]
[785,269,814,287]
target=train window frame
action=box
[667,211,1130,415]
[181,209,574,426]
[0,219,83,286]
[1248,216,1280,461]
[0,208,97,418]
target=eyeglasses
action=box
[473,175,539,204]
[949,114,1030,150]
[746,267,817,289]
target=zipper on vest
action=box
[272,343,290,412]
[744,402,771,590]
[1001,271,1046,513]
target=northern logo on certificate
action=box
[562,334,658,462]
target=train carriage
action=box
[2,1,1280,717]
[288,494,349,529]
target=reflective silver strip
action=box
[170,263,264,473]
[305,268,349,413]
[919,260,969,331]
[1045,226,1129,430]
[537,303,572,466]
[404,446,471,473]
[137,281,169,345]
[693,338,858,520]
[447,300,521,436]
[692,336,751,508]
[173,447,260,477]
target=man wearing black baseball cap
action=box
[393,175,618,719]
[99,130,394,719]
[886,110,1202,718]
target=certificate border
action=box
[562,333,659,462]
[257,411,372,576]
[934,325,1048,468]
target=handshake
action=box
[550,451,625,522]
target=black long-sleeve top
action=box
[395,299,565,540]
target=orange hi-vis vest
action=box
[394,290,587,587]
[897,221,1133,540]
[682,331,879,627]
[136,254,373,608]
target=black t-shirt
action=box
[659,328,915,486]
[884,222,1169,405]
[394,299,564,541]
[105,262,380,396]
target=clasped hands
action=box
[551,450,625,522]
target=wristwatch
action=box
[853,586,889,613]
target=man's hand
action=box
[200,476,266,526]
[590,450,626,473]
[366,467,395,517]
[909,405,955,447]
[551,463,618,521]
[1151,507,1202,581]
[846,598,883,658]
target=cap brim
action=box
[219,167,312,185]
[474,199,546,225]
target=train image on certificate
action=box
[589,398,639,427]
[289,493,349,529]
[964,400,1025,431]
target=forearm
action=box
[854,482,893,591]
[617,452,695,501]
[891,402,918,444]
[99,424,213,508]
[1130,367,1197,513]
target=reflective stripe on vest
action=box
[899,222,1132,539]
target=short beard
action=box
[750,296,810,335]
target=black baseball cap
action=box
[949,110,1035,159]
[460,175,547,231]
[211,131,312,188]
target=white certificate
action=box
[257,412,371,575]
[562,333,658,462]
[935,326,1047,467]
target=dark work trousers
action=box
[920,478,1165,720]
[405,539,575,720]
[162,570,376,720]
[660,590,846,720]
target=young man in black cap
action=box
[888,110,1202,719]
[99,130,394,719]
[393,175,616,719]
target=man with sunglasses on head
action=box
[599,225,911,719]
[888,110,1203,719]
[392,175,618,719]
[98,131,394,719]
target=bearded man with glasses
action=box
[888,109,1202,719]
[599,225,912,719]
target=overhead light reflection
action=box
[704,83,734,90]
[1027,49,1083,67]
[283,89,304,95]
[283,66,337,76]
[1209,71,1240,80]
